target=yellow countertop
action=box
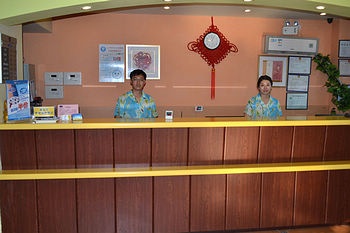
[1,116,350,130]
[1,160,350,180]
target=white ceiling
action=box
[114,4,332,20]
[22,4,336,33]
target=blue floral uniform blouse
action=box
[114,91,158,118]
[244,93,282,119]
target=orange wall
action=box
[22,13,350,117]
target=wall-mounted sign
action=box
[1,33,17,83]
[264,36,318,55]
[99,44,125,83]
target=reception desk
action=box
[1,116,350,233]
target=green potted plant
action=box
[313,53,350,113]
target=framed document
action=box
[339,40,350,58]
[287,75,309,92]
[288,56,312,74]
[99,44,125,83]
[339,59,350,76]
[126,44,160,79]
[286,92,308,110]
[258,56,288,87]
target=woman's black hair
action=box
[257,75,273,88]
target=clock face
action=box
[204,32,221,50]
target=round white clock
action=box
[203,32,221,50]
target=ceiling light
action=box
[316,6,325,10]
[244,9,251,13]
[243,0,253,2]
[320,12,327,16]
[163,0,172,2]
[81,5,92,10]
[163,6,170,10]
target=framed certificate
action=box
[288,56,312,74]
[258,56,288,87]
[287,75,309,92]
[286,92,308,110]
[339,59,350,76]
[339,40,350,58]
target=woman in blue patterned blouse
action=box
[244,75,282,119]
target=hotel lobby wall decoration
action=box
[126,44,160,80]
[187,17,238,99]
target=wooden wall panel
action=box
[36,130,77,233]
[294,171,327,225]
[188,128,225,165]
[0,130,37,233]
[190,175,226,232]
[292,127,327,226]
[259,127,294,228]
[75,129,115,233]
[114,128,151,167]
[259,127,293,163]
[189,128,226,231]
[114,128,153,232]
[260,173,295,228]
[324,125,350,161]
[77,178,115,233]
[154,176,190,233]
[225,127,261,230]
[75,129,114,168]
[36,130,75,168]
[0,180,38,233]
[226,174,261,230]
[0,130,36,169]
[37,180,77,233]
[225,127,259,164]
[1,125,349,233]
[324,126,350,224]
[116,177,153,233]
[327,170,350,224]
[152,128,190,233]
[292,126,325,161]
[152,128,188,166]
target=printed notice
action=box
[99,44,125,82]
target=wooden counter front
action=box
[0,117,350,233]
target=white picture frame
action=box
[126,44,160,79]
[258,56,288,87]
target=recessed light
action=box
[81,5,92,10]
[163,0,172,2]
[244,9,251,13]
[316,5,325,10]
[244,0,253,2]
[163,6,170,10]
[320,12,327,16]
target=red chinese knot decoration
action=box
[187,17,238,99]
